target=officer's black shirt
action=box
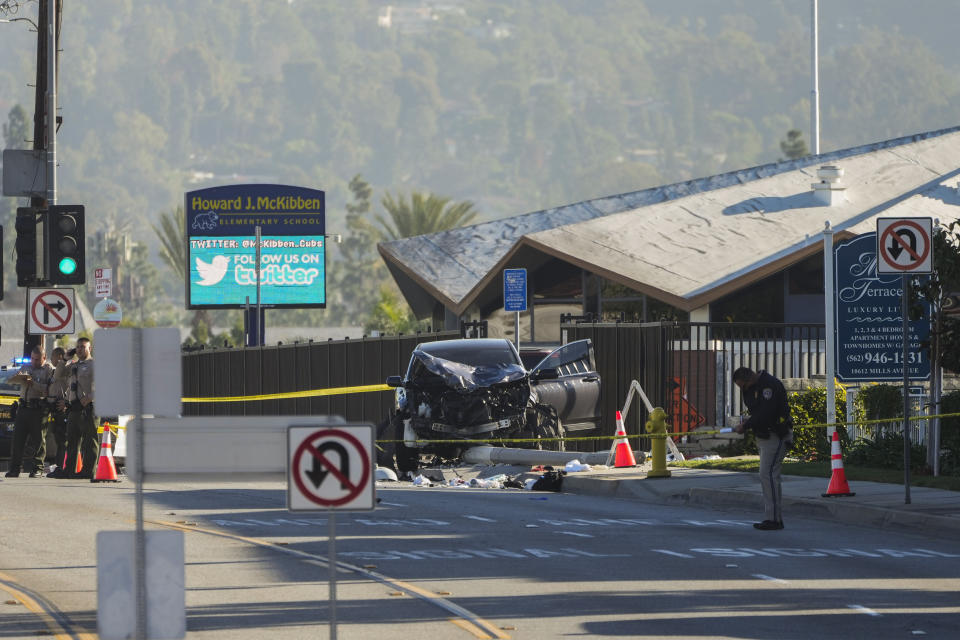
[740,370,792,439]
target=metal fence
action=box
[181,322,828,454]
[564,322,827,450]
[181,331,459,422]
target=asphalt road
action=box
[1,476,959,639]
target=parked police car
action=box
[0,367,20,459]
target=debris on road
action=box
[564,459,592,472]
[375,466,399,481]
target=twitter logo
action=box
[195,256,230,286]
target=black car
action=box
[382,338,601,471]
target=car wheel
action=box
[389,415,420,476]
[396,441,419,476]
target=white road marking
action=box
[463,515,496,522]
[651,549,695,558]
[378,501,407,507]
[752,574,788,584]
[848,604,881,617]
[335,546,630,561]
[559,531,593,538]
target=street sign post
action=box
[876,217,933,274]
[834,234,930,382]
[503,268,527,350]
[287,424,374,639]
[876,218,935,506]
[27,287,75,334]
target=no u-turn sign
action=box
[287,424,375,512]
[877,217,933,274]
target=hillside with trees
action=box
[1,0,958,336]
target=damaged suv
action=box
[381,338,601,472]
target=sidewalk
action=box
[558,464,960,535]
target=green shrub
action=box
[858,383,903,421]
[714,431,756,457]
[846,432,927,470]
[788,384,853,461]
[939,391,960,476]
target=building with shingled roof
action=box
[378,126,960,342]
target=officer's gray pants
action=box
[756,430,791,523]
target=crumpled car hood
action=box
[412,351,527,391]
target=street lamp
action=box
[0,0,38,29]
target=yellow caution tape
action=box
[374,410,960,446]
[681,410,960,439]
[181,383,391,403]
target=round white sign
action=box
[94,298,123,328]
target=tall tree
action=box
[326,175,382,325]
[151,205,186,281]
[916,222,960,373]
[2,105,31,303]
[375,191,478,240]
[150,205,210,340]
[779,129,809,160]
[2,104,29,149]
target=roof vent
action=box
[812,165,845,206]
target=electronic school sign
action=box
[834,232,930,382]
[185,184,326,309]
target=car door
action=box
[529,339,601,431]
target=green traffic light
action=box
[58,256,77,275]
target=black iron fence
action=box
[564,322,827,449]
[181,331,459,421]
[181,322,826,454]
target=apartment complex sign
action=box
[834,233,930,382]
[185,184,326,309]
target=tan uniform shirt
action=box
[56,356,94,404]
[17,362,55,402]
[47,362,69,405]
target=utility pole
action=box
[810,0,820,155]
[23,0,61,358]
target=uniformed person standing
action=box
[6,346,56,478]
[46,347,70,467]
[50,337,96,480]
[733,367,793,530]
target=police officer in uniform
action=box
[49,337,96,479]
[46,347,70,468]
[733,367,793,530]
[6,346,56,478]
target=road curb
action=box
[688,487,960,536]
[561,476,960,536]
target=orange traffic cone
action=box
[92,429,120,483]
[75,451,83,474]
[613,411,637,468]
[822,430,855,497]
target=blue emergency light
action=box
[12,357,29,366]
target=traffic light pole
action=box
[45,0,56,207]
[23,0,60,359]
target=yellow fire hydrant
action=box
[645,407,671,478]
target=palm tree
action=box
[375,191,478,240]
[151,205,186,281]
[151,206,210,341]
